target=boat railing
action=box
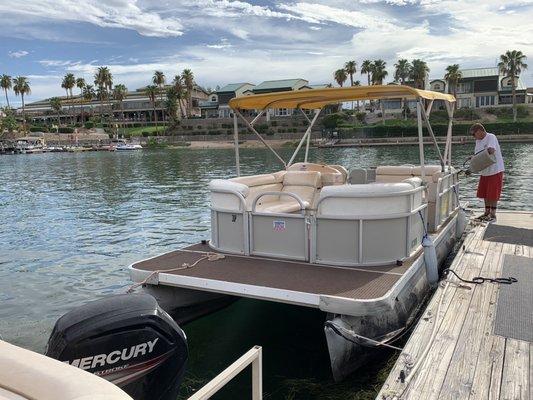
[188,346,262,400]
[251,191,307,214]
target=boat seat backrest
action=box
[317,179,422,216]
[288,162,344,186]
[227,172,286,210]
[282,171,321,207]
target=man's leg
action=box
[488,199,498,218]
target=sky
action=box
[0,0,532,106]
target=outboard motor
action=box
[45,294,188,400]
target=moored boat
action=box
[129,85,466,381]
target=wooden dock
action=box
[378,211,533,400]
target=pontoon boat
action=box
[129,85,466,381]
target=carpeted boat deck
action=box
[493,254,533,342]
[132,242,415,300]
[483,223,533,247]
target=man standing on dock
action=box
[470,123,505,222]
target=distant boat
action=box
[15,138,45,154]
[110,139,143,151]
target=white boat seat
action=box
[317,179,423,216]
[288,162,344,186]
[255,171,321,213]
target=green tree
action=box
[361,60,373,86]
[152,70,166,121]
[444,64,462,110]
[61,73,76,124]
[181,69,194,118]
[173,75,186,119]
[344,61,357,86]
[50,97,62,127]
[76,77,86,124]
[409,59,429,89]
[165,86,180,127]
[334,69,348,87]
[146,85,159,132]
[394,59,411,84]
[113,84,128,134]
[94,66,113,123]
[371,60,388,85]
[83,84,95,125]
[0,108,18,137]
[13,76,31,128]
[498,50,528,122]
[1,74,12,108]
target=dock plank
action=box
[378,211,533,400]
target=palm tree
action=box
[61,73,75,124]
[409,59,429,89]
[334,69,348,87]
[172,75,186,119]
[94,67,113,123]
[13,76,31,126]
[146,85,159,132]
[165,86,179,127]
[113,84,128,135]
[344,61,357,86]
[152,71,166,122]
[498,50,528,122]
[371,60,388,85]
[76,77,86,125]
[444,64,462,110]
[394,59,412,119]
[394,59,411,85]
[50,97,62,127]
[1,75,12,108]
[181,69,194,118]
[361,60,373,86]
[82,84,95,126]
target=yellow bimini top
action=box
[229,85,455,110]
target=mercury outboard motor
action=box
[45,294,188,400]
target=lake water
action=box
[1,143,531,399]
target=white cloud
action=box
[0,1,183,37]
[8,50,29,58]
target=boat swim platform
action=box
[130,242,421,317]
[378,210,533,400]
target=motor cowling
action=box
[45,293,188,400]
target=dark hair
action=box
[469,123,485,135]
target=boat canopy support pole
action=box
[233,112,240,176]
[234,109,287,168]
[288,108,321,167]
[420,102,445,171]
[443,102,455,166]
[416,100,426,181]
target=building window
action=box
[275,108,290,116]
[475,95,495,108]
[434,84,441,90]
[211,96,217,102]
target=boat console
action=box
[209,162,459,266]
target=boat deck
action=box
[130,242,417,314]
[378,211,533,400]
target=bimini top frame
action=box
[228,85,456,179]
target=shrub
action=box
[355,112,366,123]
[84,121,95,129]
[255,123,269,134]
[58,127,74,133]
[270,121,278,127]
[142,131,151,137]
[455,108,480,120]
[321,112,350,129]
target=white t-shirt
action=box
[474,132,504,176]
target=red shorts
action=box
[477,172,504,201]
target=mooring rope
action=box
[126,252,225,293]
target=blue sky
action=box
[0,0,532,106]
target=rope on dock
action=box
[126,252,225,293]
[324,321,404,352]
